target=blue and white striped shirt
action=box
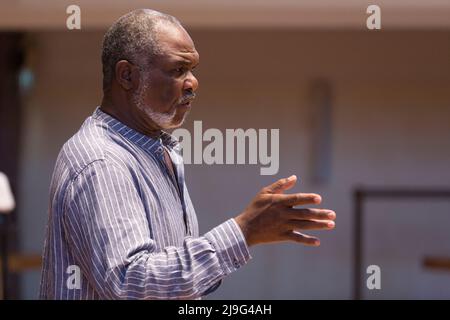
[39,107,251,299]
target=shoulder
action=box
[56,115,135,180]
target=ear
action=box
[114,60,139,90]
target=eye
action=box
[174,67,186,75]
[173,65,197,77]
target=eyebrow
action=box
[173,59,199,68]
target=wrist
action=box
[234,214,254,247]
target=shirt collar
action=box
[92,106,181,154]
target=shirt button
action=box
[233,260,240,268]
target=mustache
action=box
[178,92,196,104]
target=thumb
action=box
[264,175,297,194]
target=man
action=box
[39,9,336,299]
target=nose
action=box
[183,71,199,92]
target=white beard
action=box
[133,74,188,130]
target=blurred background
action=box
[0,0,449,299]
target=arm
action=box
[62,160,250,299]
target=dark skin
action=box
[101,22,200,136]
[101,22,335,247]
[235,175,335,246]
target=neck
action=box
[100,93,163,138]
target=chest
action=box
[131,151,199,248]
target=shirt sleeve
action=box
[62,159,251,299]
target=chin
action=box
[142,103,191,130]
[166,109,190,129]
[164,116,187,130]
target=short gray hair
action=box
[101,9,181,91]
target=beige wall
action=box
[18,29,450,299]
[2,1,450,29]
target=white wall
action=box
[18,29,450,299]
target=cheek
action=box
[161,85,178,104]
[151,78,183,110]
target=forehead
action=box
[155,23,199,63]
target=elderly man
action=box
[39,9,336,299]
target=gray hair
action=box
[101,9,181,91]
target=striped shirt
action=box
[39,107,251,299]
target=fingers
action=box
[263,175,297,194]
[283,231,320,246]
[272,193,322,206]
[287,219,335,231]
[284,208,336,221]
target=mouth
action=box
[177,92,196,109]
[177,99,194,108]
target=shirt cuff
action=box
[205,218,252,275]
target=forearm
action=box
[70,219,250,299]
